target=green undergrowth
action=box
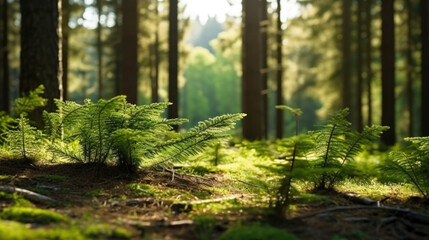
[0,207,70,224]
[0,192,33,207]
[218,224,299,240]
[0,220,131,240]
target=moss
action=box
[127,183,180,198]
[218,225,299,240]
[0,220,85,240]
[83,224,131,239]
[0,207,70,224]
[0,192,33,207]
[194,215,216,240]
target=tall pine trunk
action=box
[242,0,264,140]
[97,0,103,99]
[0,0,9,113]
[365,0,373,126]
[151,0,160,103]
[406,0,414,137]
[168,0,179,131]
[357,0,363,132]
[62,0,69,100]
[20,0,62,126]
[421,0,429,136]
[341,0,351,110]
[261,0,268,139]
[276,0,284,139]
[381,0,396,145]
[121,0,138,104]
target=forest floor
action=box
[0,157,429,240]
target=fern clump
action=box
[43,96,245,172]
[382,137,429,199]
[310,108,388,189]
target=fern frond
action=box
[13,85,47,117]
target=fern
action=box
[0,112,15,143]
[13,85,47,117]
[6,114,43,160]
[274,106,314,216]
[382,137,429,198]
[149,113,246,168]
[311,109,387,189]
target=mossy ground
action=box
[0,147,427,240]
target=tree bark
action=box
[62,0,69,100]
[261,0,268,139]
[381,0,396,145]
[121,0,138,104]
[242,0,264,140]
[406,0,414,137]
[0,0,9,113]
[97,0,103,99]
[421,0,429,137]
[168,0,179,131]
[357,0,363,132]
[276,0,284,139]
[151,0,160,103]
[20,0,62,125]
[365,0,373,126]
[341,0,351,110]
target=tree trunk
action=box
[406,0,414,137]
[121,0,138,104]
[0,0,9,113]
[168,0,179,131]
[97,0,103,99]
[151,0,160,103]
[341,0,351,110]
[242,0,264,140]
[381,0,396,145]
[276,0,284,139]
[20,0,62,125]
[114,0,121,96]
[62,0,69,100]
[356,0,363,132]
[421,0,429,137]
[365,0,373,126]
[261,0,268,139]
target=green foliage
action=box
[0,207,70,224]
[218,224,299,240]
[151,113,246,168]
[43,95,244,172]
[382,137,429,198]
[193,215,216,240]
[83,224,131,239]
[13,85,47,117]
[311,109,388,189]
[6,114,43,160]
[0,111,15,143]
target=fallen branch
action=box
[294,205,429,224]
[0,186,56,204]
[171,194,243,213]
[124,219,194,228]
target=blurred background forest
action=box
[0,0,428,144]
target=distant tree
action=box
[365,0,373,126]
[406,0,414,136]
[121,0,138,104]
[341,0,351,110]
[168,0,179,130]
[62,0,70,100]
[381,0,396,145]
[151,0,160,103]
[276,0,284,139]
[20,0,62,126]
[261,0,268,139]
[97,0,103,99]
[242,0,264,140]
[0,0,9,112]
[356,0,363,132]
[422,0,429,136]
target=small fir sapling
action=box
[274,105,314,216]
